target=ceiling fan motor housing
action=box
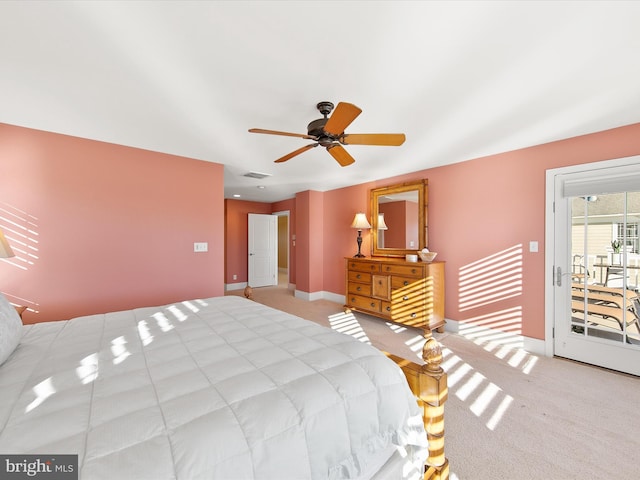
[308,118,331,138]
[309,101,338,145]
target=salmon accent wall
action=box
[224,199,272,284]
[295,191,325,294]
[0,123,224,323]
[317,123,640,340]
[224,198,296,287]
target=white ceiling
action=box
[2,1,640,203]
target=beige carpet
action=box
[226,283,640,480]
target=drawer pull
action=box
[356,274,361,279]
[411,269,417,274]
[403,280,409,286]
[403,296,409,301]
[410,313,417,318]
[386,306,391,312]
[370,302,376,308]
[356,286,361,291]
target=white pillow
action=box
[0,293,23,366]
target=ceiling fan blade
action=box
[326,144,355,167]
[249,128,316,140]
[274,143,318,163]
[323,102,362,135]
[340,133,406,146]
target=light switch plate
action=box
[529,241,538,253]
[194,242,208,252]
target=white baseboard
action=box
[294,290,345,304]
[225,282,247,291]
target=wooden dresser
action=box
[345,257,445,332]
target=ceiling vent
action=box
[243,171,272,180]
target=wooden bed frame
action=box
[385,329,449,480]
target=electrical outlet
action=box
[233,274,237,280]
[194,242,208,252]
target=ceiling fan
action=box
[248,101,405,167]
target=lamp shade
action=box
[350,213,371,230]
[0,229,15,258]
[377,213,388,230]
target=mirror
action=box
[371,180,428,257]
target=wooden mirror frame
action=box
[371,179,428,257]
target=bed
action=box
[0,293,448,479]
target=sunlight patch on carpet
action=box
[441,346,514,431]
[328,311,371,344]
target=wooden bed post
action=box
[420,332,449,480]
[385,329,449,480]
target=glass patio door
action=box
[551,160,640,376]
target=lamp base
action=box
[354,230,366,258]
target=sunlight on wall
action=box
[328,311,372,344]
[1,203,41,315]
[0,203,39,272]
[458,245,523,311]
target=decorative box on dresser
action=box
[345,257,445,332]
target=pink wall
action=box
[315,123,640,340]
[0,123,225,323]
[295,191,325,294]
[224,199,272,284]
[321,183,371,293]
[224,197,296,286]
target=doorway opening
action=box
[274,210,290,290]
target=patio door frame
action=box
[545,155,640,375]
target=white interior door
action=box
[248,213,277,288]
[549,158,640,376]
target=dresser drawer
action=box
[348,281,371,296]
[381,264,424,277]
[389,292,426,327]
[391,288,425,304]
[391,276,426,290]
[347,294,381,313]
[348,270,372,283]
[347,260,381,273]
[390,308,427,328]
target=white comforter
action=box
[0,296,427,479]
